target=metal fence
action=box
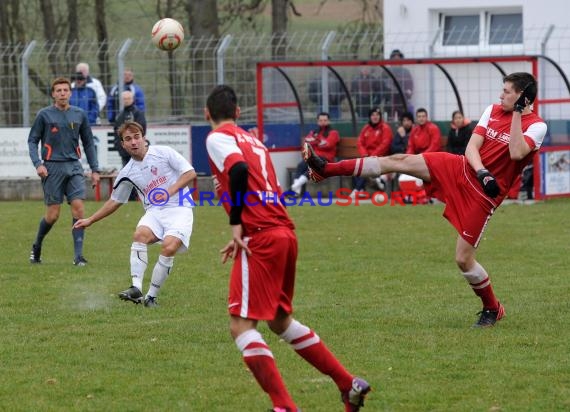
[0,26,569,128]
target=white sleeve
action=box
[110,171,133,203]
[475,105,493,130]
[525,122,548,150]
[92,78,107,111]
[206,132,242,172]
[168,148,194,175]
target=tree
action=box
[185,0,220,113]
[0,0,25,125]
[94,0,111,90]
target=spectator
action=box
[107,68,146,124]
[308,75,345,119]
[74,62,107,122]
[406,108,441,154]
[381,49,414,120]
[28,77,100,266]
[447,110,472,155]
[113,91,147,166]
[351,108,393,196]
[290,112,339,196]
[70,72,99,126]
[391,111,414,154]
[350,67,385,118]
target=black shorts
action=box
[42,161,86,205]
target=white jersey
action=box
[111,145,194,210]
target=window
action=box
[489,13,523,45]
[442,15,479,46]
[438,9,522,47]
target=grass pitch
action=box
[1,200,569,411]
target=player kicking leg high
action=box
[304,72,547,328]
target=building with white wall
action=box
[382,0,570,124]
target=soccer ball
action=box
[151,18,184,51]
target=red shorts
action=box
[422,152,496,247]
[228,226,297,320]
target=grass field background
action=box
[1,199,569,411]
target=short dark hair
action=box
[503,72,537,104]
[317,111,330,119]
[400,111,414,122]
[390,49,404,58]
[206,85,238,122]
[416,107,428,116]
[368,107,382,118]
[51,77,71,92]
[118,121,145,141]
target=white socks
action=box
[291,174,309,194]
[147,255,174,298]
[359,157,382,177]
[130,242,148,291]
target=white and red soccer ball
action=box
[151,18,184,51]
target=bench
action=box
[287,137,360,195]
[94,173,117,201]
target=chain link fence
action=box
[0,26,569,128]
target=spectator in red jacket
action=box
[352,108,393,195]
[290,112,339,196]
[406,108,441,154]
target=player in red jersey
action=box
[205,85,370,412]
[304,72,547,328]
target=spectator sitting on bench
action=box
[290,112,339,196]
[351,107,393,198]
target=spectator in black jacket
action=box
[447,110,472,155]
[113,91,147,166]
[391,111,414,154]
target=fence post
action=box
[117,38,133,114]
[428,29,441,119]
[21,40,37,127]
[216,34,233,85]
[540,25,555,111]
[321,31,336,114]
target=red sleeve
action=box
[377,124,393,156]
[406,129,416,154]
[317,130,339,160]
[426,123,442,152]
[357,126,367,156]
[524,135,536,150]
[223,152,246,174]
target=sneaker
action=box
[118,286,143,304]
[472,303,505,328]
[342,377,371,412]
[302,143,327,182]
[73,256,88,266]
[144,296,159,308]
[30,244,41,264]
[374,177,386,191]
[269,408,301,412]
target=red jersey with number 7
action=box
[206,123,294,234]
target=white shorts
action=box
[137,206,194,252]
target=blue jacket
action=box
[107,82,145,123]
[70,86,99,125]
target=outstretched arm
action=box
[73,199,123,229]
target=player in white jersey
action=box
[74,121,196,307]
[304,72,547,327]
